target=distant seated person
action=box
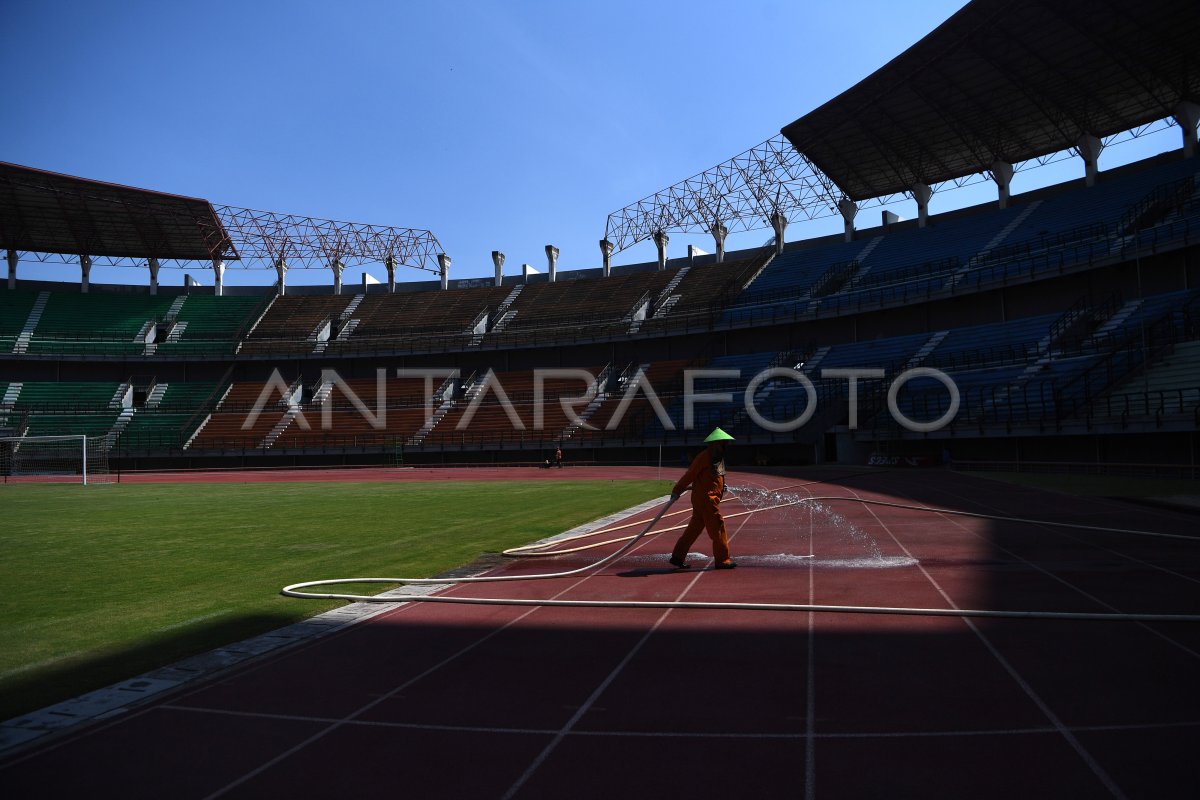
[541,457,552,469]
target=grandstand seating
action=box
[156,295,265,355]
[13,382,122,411]
[1102,339,1200,419]
[5,380,124,440]
[3,152,1199,465]
[644,351,780,438]
[113,382,221,450]
[639,257,766,334]
[273,376,441,449]
[499,272,673,339]
[723,156,1200,328]
[187,382,292,451]
[26,292,175,355]
[420,368,606,448]
[578,360,698,444]
[22,413,120,438]
[0,290,38,352]
[240,295,355,354]
[1011,157,1199,240]
[335,286,511,352]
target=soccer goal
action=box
[0,435,113,485]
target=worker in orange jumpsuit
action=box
[668,427,737,570]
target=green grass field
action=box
[0,479,668,721]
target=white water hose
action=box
[282,490,1200,623]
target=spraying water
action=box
[726,485,917,569]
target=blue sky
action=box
[1,0,1183,288]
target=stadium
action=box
[2,0,1199,796]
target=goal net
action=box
[0,435,113,485]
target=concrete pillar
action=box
[991,161,1014,209]
[710,221,728,263]
[437,253,450,290]
[148,257,160,295]
[769,210,788,255]
[881,210,900,231]
[652,230,669,271]
[491,251,505,287]
[912,183,932,228]
[599,239,613,277]
[838,198,858,242]
[213,259,225,297]
[80,254,92,293]
[385,255,396,293]
[8,249,17,289]
[331,258,344,295]
[275,257,287,296]
[1077,133,1102,186]
[545,245,558,283]
[1175,101,1200,158]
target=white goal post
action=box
[0,435,113,485]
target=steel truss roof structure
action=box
[607,0,1200,254]
[212,206,442,273]
[0,162,442,273]
[604,136,839,254]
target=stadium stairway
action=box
[11,291,49,355]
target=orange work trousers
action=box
[671,496,731,564]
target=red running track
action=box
[2,468,1199,798]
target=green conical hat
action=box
[704,427,735,443]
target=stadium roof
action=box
[781,0,1200,201]
[0,161,234,261]
[0,162,445,273]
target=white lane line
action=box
[803,486,817,800]
[500,502,757,800]
[849,486,1129,800]
[202,499,685,800]
[928,498,1200,661]
[929,481,1200,586]
[160,703,1200,740]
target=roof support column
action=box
[652,230,669,271]
[80,254,91,293]
[1077,133,1102,187]
[769,210,788,254]
[8,249,18,290]
[838,198,858,242]
[912,183,931,228]
[275,257,287,296]
[492,251,505,286]
[331,258,344,295]
[1175,102,1200,158]
[213,259,224,297]
[991,161,1013,209]
[711,221,728,263]
[385,255,396,293]
[545,245,558,283]
[599,239,613,277]
[148,257,160,295]
[438,253,450,290]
